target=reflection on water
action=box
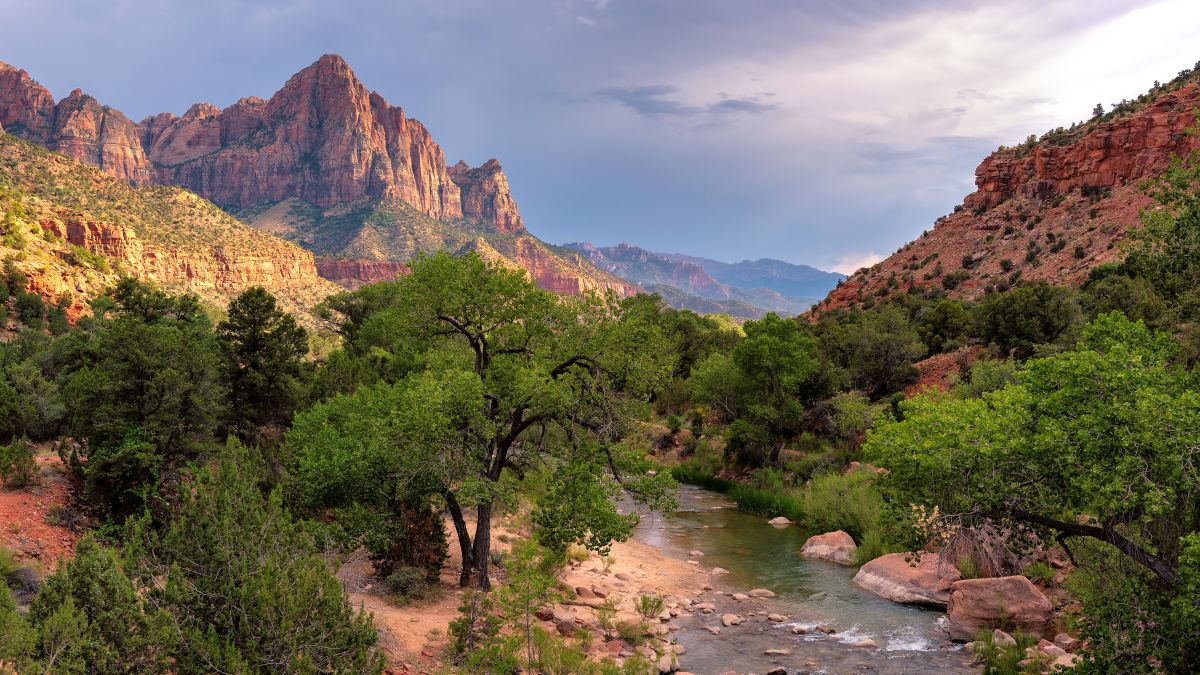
[629,485,975,674]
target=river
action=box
[629,485,975,674]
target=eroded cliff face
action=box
[448,159,524,233]
[0,63,153,184]
[314,258,407,290]
[819,81,1200,311]
[0,56,633,300]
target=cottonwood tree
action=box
[290,252,675,589]
[866,313,1200,667]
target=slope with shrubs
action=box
[0,131,342,323]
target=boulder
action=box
[946,576,1055,641]
[852,552,960,608]
[767,613,786,622]
[801,530,858,565]
[656,653,676,673]
[747,588,776,598]
[851,638,876,648]
[721,613,742,626]
[767,516,792,526]
[732,593,749,601]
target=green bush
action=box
[13,292,43,327]
[728,482,804,522]
[634,593,665,619]
[800,471,883,542]
[385,566,435,603]
[1022,561,1055,585]
[0,438,37,487]
[971,629,1039,674]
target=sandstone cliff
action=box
[0,56,627,299]
[819,78,1200,311]
[0,132,340,322]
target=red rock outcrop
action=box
[448,159,525,232]
[315,258,408,290]
[0,63,153,184]
[945,576,1055,640]
[819,81,1200,311]
[139,55,465,218]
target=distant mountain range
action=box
[563,242,844,319]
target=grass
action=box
[1022,561,1055,585]
[972,629,1041,674]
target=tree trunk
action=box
[445,492,474,587]
[472,499,494,590]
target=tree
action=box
[58,279,225,520]
[915,299,971,354]
[126,442,383,673]
[821,305,925,398]
[866,314,1199,666]
[217,287,309,438]
[1093,103,1105,118]
[975,282,1080,357]
[292,252,675,589]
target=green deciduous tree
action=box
[291,252,675,589]
[866,313,1199,667]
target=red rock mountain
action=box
[819,77,1200,311]
[0,56,630,296]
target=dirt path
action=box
[0,447,80,572]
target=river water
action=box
[629,485,975,674]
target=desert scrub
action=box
[0,438,37,487]
[634,593,665,619]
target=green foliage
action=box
[0,438,37,487]
[818,305,925,399]
[384,566,435,604]
[532,454,641,556]
[493,539,562,671]
[867,313,1199,665]
[951,359,1020,399]
[915,299,971,354]
[975,282,1081,357]
[126,442,383,673]
[800,471,884,543]
[634,593,665,619]
[971,629,1039,675]
[13,292,44,328]
[728,482,804,522]
[218,287,309,438]
[1021,561,1054,585]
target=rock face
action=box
[945,576,1054,641]
[138,55,465,218]
[819,77,1200,311]
[448,159,524,232]
[0,56,631,300]
[314,258,407,290]
[800,530,858,565]
[0,63,153,184]
[852,552,960,608]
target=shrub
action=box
[853,528,895,565]
[664,414,682,436]
[800,471,883,542]
[1022,561,1055,585]
[729,482,804,522]
[634,593,665,619]
[13,293,43,327]
[971,629,1039,674]
[385,566,435,603]
[958,555,982,580]
[999,259,1014,272]
[0,439,37,488]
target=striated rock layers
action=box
[819,80,1200,311]
[0,56,632,298]
[314,258,408,290]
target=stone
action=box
[592,587,609,599]
[767,613,786,622]
[764,648,790,655]
[656,653,675,673]
[694,602,716,613]
[767,668,788,675]
[636,646,656,660]
[767,516,792,526]
[710,567,729,575]
[1054,633,1081,652]
[689,549,704,557]
[800,530,858,565]
[732,593,749,601]
[721,613,742,627]
[852,552,961,608]
[534,607,555,621]
[705,626,721,635]
[615,572,634,581]
[747,588,776,598]
[946,576,1055,641]
[686,560,699,565]
[1053,654,1081,669]
[575,586,596,599]
[991,629,1016,648]
[790,625,811,635]
[815,625,836,634]
[1041,644,1068,658]
[605,640,626,654]
[851,638,876,648]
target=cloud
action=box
[829,251,883,275]
[592,84,777,119]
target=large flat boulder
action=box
[945,575,1054,641]
[852,552,959,608]
[800,530,857,565]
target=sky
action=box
[2,1,1199,273]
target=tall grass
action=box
[728,482,805,521]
